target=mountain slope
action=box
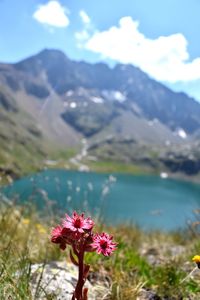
[1,49,200,176]
[11,49,200,137]
[0,85,48,178]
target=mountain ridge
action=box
[11,48,200,135]
[1,49,200,177]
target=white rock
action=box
[30,261,107,300]
[160,172,168,179]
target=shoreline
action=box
[1,160,200,186]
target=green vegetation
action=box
[49,148,77,161]
[0,107,78,184]
[0,110,47,183]
[87,160,151,174]
[1,199,200,299]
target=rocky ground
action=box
[30,240,200,300]
[30,261,109,300]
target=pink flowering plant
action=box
[51,211,117,300]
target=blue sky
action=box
[0,0,200,100]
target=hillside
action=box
[1,49,200,177]
[0,86,48,179]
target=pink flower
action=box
[51,225,66,250]
[61,227,81,243]
[50,211,117,300]
[51,225,62,243]
[91,232,117,256]
[63,212,94,233]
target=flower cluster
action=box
[51,211,117,300]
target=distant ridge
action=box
[1,49,200,175]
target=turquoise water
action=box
[1,169,200,231]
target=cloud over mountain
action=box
[79,16,200,83]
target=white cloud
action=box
[75,30,90,42]
[79,10,91,24]
[33,1,69,28]
[82,16,200,83]
[75,10,92,46]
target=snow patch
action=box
[173,128,187,139]
[160,172,168,179]
[177,128,187,139]
[102,90,126,102]
[70,102,77,108]
[113,91,126,102]
[66,90,74,97]
[90,96,104,104]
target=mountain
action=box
[0,85,47,179]
[1,49,200,176]
[13,49,200,134]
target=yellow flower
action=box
[192,255,200,268]
[36,223,47,234]
[22,218,30,225]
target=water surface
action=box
[2,169,200,231]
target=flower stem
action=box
[73,248,85,300]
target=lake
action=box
[1,169,200,231]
